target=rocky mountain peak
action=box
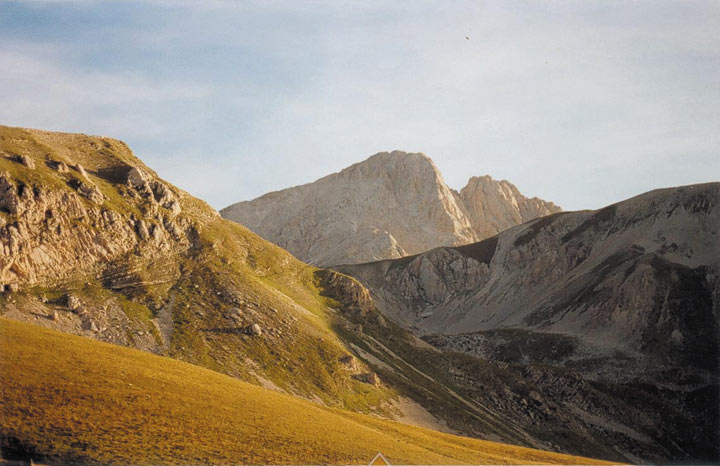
[349,150,435,169]
[222,151,560,266]
[456,175,561,239]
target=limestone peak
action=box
[221,151,560,266]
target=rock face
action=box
[221,151,559,266]
[337,183,720,343]
[459,175,561,240]
[0,133,189,289]
[314,269,377,318]
[337,182,720,463]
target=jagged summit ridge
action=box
[221,150,560,266]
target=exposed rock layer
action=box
[0,125,387,405]
[336,182,720,463]
[221,151,560,266]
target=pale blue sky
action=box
[1,0,718,211]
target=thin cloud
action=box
[0,1,717,211]
[0,46,211,139]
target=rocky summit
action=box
[220,151,560,266]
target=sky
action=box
[0,0,718,211]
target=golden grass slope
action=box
[0,124,396,411]
[0,319,612,465]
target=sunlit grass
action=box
[0,319,613,465]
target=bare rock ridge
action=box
[220,151,560,266]
[336,182,720,342]
[336,182,720,463]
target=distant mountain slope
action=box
[220,151,559,266]
[336,183,720,343]
[1,319,608,465]
[336,182,720,463]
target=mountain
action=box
[0,124,397,410]
[1,319,607,465]
[336,182,720,463]
[0,125,612,464]
[220,151,560,266]
[3,125,714,464]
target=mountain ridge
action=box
[221,150,560,266]
[335,181,720,462]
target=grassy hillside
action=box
[0,125,399,413]
[0,319,611,465]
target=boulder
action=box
[51,161,70,173]
[339,354,358,371]
[151,181,173,206]
[82,319,98,331]
[529,391,543,403]
[248,323,262,336]
[353,372,379,386]
[136,219,150,240]
[127,167,151,189]
[163,218,183,240]
[77,182,104,204]
[75,164,89,180]
[7,283,19,293]
[167,200,182,216]
[66,294,82,311]
[150,224,164,242]
[19,155,35,169]
[376,313,388,328]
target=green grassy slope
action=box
[0,319,612,465]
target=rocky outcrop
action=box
[19,155,35,169]
[0,172,22,214]
[0,130,191,290]
[314,269,377,318]
[221,151,559,266]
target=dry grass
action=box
[0,319,614,465]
